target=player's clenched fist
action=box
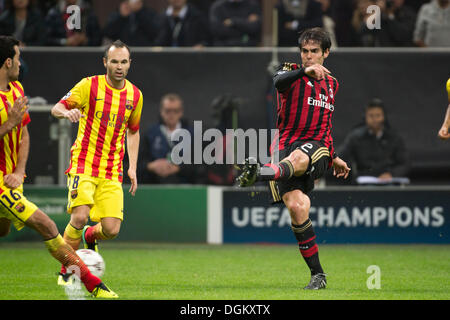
[6,96,28,127]
[64,108,85,123]
[304,64,331,80]
[3,172,24,189]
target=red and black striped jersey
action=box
[274,62,339,162]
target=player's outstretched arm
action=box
[273,63,305,92]
[127,128,140,196]
[274,68,306,92]
[51,103,85,123]
[438,105,450,140]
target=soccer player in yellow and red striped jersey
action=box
[51,40,142,286]
[0,36,117,298]
[437,78,450,140]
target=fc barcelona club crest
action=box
[71,190,78,199]
[126,99,134,110]
[15,203,25,213]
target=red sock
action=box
[85,224,109,242]
[61,265,66,274]
[84,226,95,244]
[46,234,102,292]
[79,268,102,292]
[66,259,102,292]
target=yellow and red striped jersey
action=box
[59,75,143,182]
[0,81,31,180]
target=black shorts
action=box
[269,140,331,204]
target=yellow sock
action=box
[63,223,83,250]
[44,234,66,252]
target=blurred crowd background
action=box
[1,0,449,187]
[0,0,449,48]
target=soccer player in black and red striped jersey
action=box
[237,28,350,290]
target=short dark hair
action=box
[298,28,331,53]
[104,40,131,59]
[366,98,385,112]
[160,93,183,108]
[0,36,19,67]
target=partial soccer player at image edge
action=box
[0,35,117,299]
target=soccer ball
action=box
[75,249,105,277]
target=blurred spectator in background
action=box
[337,98,410,183]
[140,93,196,184]
[204,94,240,186]
[277,0,323,47]
[155,0,210,47]
[414,0,450,47]
[317,0,337,48]
[209,0,261,46]
[332,0,356,46]
[352,0,416,47]
[36,0,55,17]
[409,0,428,12]
[45,0,101,46]
[351,0,375,45]
[103,0,159,46]
[379,0,416,46]
[189,0,211,16]
[0,0,46,46]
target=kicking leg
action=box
[24,209,106,293]
[238,149,310,187]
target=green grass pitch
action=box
[0,242,448,300]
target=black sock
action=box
[259,160,294,181]
[291,219,324,275]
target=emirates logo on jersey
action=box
[307,96,335,112]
